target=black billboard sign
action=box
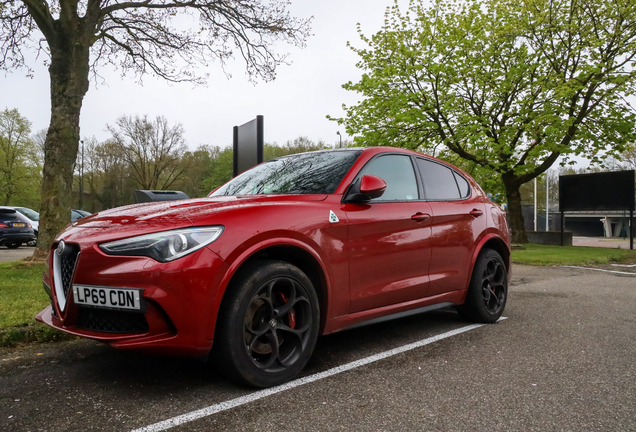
[233,115,264,177]
[559,170,635,212]
[558,170,634,249]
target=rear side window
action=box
[358,154,419,201]
[416,158,464,200]
[454,172,471,198]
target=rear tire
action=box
[6,242,21,249]
[214,260,320,388]
[457,248,507,323]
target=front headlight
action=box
[99,226,224,262]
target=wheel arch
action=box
[207,241,331,341]
[460,234,511,304]
[478,236,511,275]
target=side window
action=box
[358,155,419,201]
[454,172,471,198]
[416,158,461,200]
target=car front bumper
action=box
[37,241,229,357]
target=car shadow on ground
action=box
[53,309,467,394]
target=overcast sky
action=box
[0,0,414,151]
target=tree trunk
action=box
[33,36,90,259]
[502,175,528,244]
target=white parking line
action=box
[611,264,636,268]
[132,320,502,432]
[563,266,636,276]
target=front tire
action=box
[215,260,320,388]
[457,248,507,323]
[6,242,21,249]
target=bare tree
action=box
[108,115,189,190]
[0,0,311,258]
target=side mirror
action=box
[360,175,387,199]
[345,175,387,203]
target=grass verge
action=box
[511,243,636,266]
[0,261,75,347]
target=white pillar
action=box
[546,174,549,231]
[534,177,537,231]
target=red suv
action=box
[37,147,510,387]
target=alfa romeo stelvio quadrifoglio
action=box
[37,147,511,387]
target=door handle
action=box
[469,209,483,217]
[411,212,431,222]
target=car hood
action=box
[57,195,328,244]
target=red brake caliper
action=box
[279,293,296,329]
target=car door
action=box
[415,157,487,296]
[344,154,434,313]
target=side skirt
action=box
[323,289,466,335]
[342,302,455,332]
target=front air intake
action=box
[52,241,80,312]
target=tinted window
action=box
[212,150,362,196]
[454,172,471,198]
[416,158,461,200]
[358,155,419,201]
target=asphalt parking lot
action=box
[1,264,635,432]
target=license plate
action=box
[12,223,25,227]
[72,285,144,311]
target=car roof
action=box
[268,146,458,168]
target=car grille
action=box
[76,308,149,334]
[59,245,80,298]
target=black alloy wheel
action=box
[457,248,507,323]
[480,256,507,315]
[215,260,320,388]
[243,276,313,373]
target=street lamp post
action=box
[336,131,342,148]
[79,140,84,209]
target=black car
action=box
[0,208,36,249]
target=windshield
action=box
[16,207,39,221]
[211,150,362,196]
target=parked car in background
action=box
[1,207,92,246]
[9,206,40,246]
[0,208,36,248]
[37,147,510,388]
[72,209,92,222]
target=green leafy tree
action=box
[178,145,220,198]
[264,136,328,159]
[203,146,234,192]
[332,0,636,243]
[0,0,311,258]
[0,108,41,207]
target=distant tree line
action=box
[3,107,633,216]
